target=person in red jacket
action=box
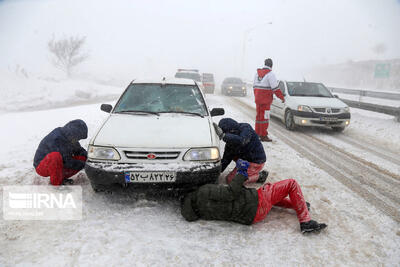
[253,58,285,142]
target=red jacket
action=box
[253,68,284,104]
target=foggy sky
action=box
[0,0,399,83]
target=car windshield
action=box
[114,84,208,116]
[202,74,214,82]
[287,82,333,97]
[174,72,202,82]
[223,78,243,84]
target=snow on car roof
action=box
[131,77,197,85]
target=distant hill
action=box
[307,59,400,91]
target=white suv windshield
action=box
[114,84,208,116]
[287,82,333,97]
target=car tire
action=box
[332,126,345,132]
[285,110,296,130]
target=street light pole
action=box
[240,21,272,79]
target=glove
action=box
[236,159,250,178]
[213,122,225,140]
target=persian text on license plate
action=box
[320,117,338,122]
[126,171,176,183]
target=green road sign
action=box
[374,63,390,78]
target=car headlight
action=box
[183,147,220,161]
[297,105,312,112]
[342,106,350,112]
[242,86,246,90]
[88,145,121,160]
[229,86,233,89]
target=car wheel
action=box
[332,126,345,132]
[285,110,296,130]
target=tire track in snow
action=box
[227,97,400,223]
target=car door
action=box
[271,81,286,120]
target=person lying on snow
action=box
[33,119,88,186]
[213,118,268,184]
[181,159,327,234]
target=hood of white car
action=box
[289,96,348,108]
[93,114,213,148]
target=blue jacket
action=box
[33,120,88,170]
[219,118,266,172]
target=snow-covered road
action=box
[1,95,400,266]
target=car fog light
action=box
[345,120,350,125]
[301,119,307,124]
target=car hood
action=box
[288,96,348,108]
[93,114,213,148]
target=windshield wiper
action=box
[115,110,160,116]
[159,111,204,118]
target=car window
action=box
[114,84,208,115]
[279,81,286,96]
[202,74,214,82]
[175,72,202,82]
[287,82,332,97]
[223,78,243,84]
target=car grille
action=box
[313,108,341,114]
[124,151,180,160]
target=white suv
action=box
[85,78,224,192]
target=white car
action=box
[271,81,350,132]
[85,78,225,192]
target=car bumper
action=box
[85,160,221,190]
[292,111,351,127]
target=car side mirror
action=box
[334,94,339,98]
[101,104,113,113]
[210,108,225,117]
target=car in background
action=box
[270,81,350,132]
[201,73,215,94]
[174,69,202,83]
[85,78,225,192]
[221,77,247,96]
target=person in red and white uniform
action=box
[253,58,285,142]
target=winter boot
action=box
[260,136,272,142]
[300,220,327,234]
[62,178,74,185]
[257,170,269,184]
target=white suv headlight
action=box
[183,147,220,161]
[88,145,121,160]
[297,105,312,112]
[342,106,350,112]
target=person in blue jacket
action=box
[33,119,88,185]
[214,118,268,184]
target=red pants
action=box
[226,162,265,184]
[255,103,271,136]
[252,179,311,224]
[35,152,86,185]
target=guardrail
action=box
[328,87,400,100]
[327,87,400,122]
[339,99,400,122]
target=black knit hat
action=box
[264,58,273,68]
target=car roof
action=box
[131,77,197,85]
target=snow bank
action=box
[0,71,123,113]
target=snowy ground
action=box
[1,78,400,266]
